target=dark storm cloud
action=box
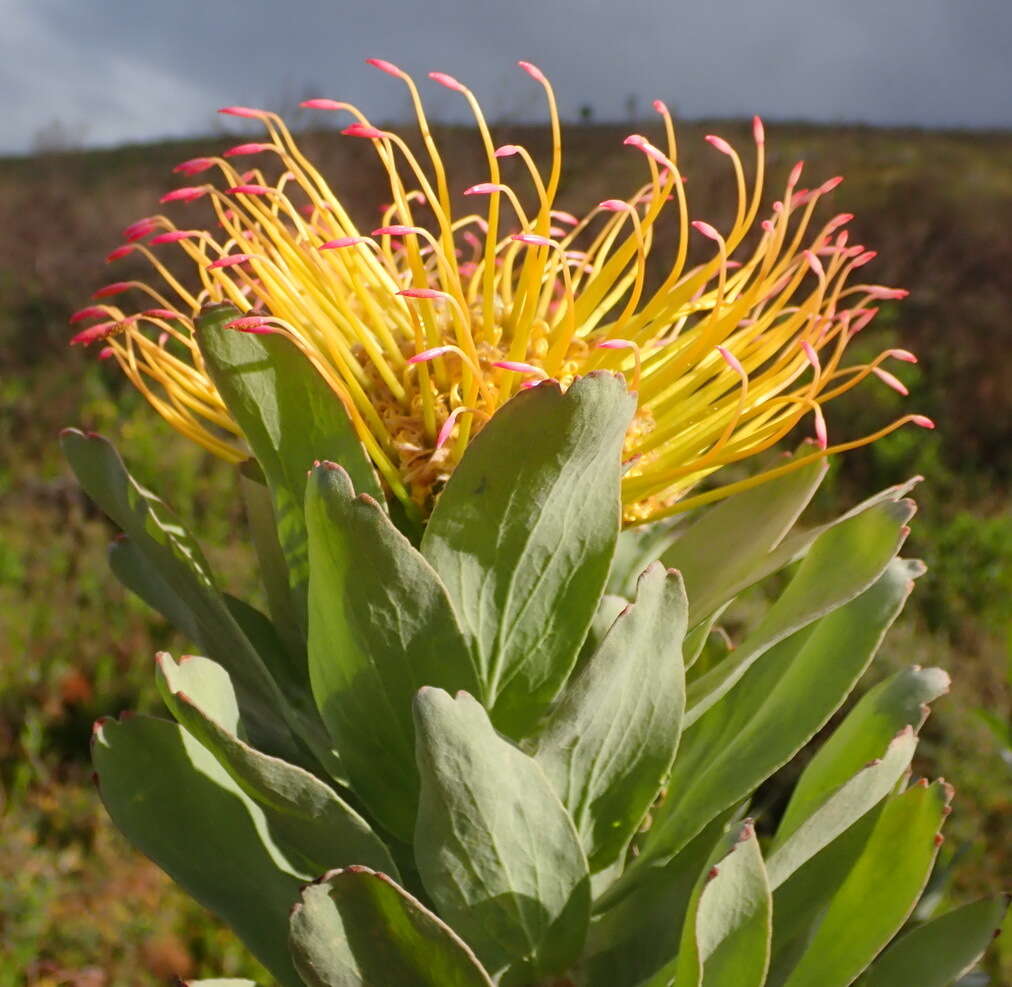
[3,0,1010,153]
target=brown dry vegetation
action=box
[1,120,1010,982]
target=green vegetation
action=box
[1,121,1009,983]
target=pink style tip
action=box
[801,340,820,370]
[551,210,579,226]
[300,98,345,111]
[813,406,828,449]
[597,338,636,351]
[888,348,918,363]
[623,134,673,169]
[224,317,276,333]
[92,282,133,299]
[435,406,472,450]
[911,415,935,429]
[511,233,552,247]
[372,225,424,236]
[226,184,274,196]
[598,199,632,212]
[872,366,909,396]
[98,347,115,361]
[493,360,546,376]
[464,183,506,196]
[149,230,199,245]
[849,308,879,333]
[818,176,844,194]
[517,61,546,82]
[105,245,134,263]
[753,115,765,145]
[366,57,404,77]
[705,134,734,156]
[141,308,184,320]
[788,161,805,186]
[342,123,388,139]
[429,71,466,92]
[70,305,108,324]
[223,142,273,157]
[319,237,368,250]
[865,286,909,300]
[207,253,255,269]
[652,99,669,115]
[494,144,522,158]
[122,217,158,241]
[824,213,854,236]
[716,345,746,378]
[160,186,208,204]
[398,288,447,300]
[218,106,267,118]
[172,157,216,176]
[408,345,455,364]
[71,322,116,346]
[691,220,722,241]
[851,250,878,268]
[803,250,826,279]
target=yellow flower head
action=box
[71,59,931,523]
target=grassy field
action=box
[1,119,1010,983]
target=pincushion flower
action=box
[71,59,931,523]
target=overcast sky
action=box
[4,0,1011,154]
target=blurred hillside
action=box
[0,121,1010,983]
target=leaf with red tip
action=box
[61,428,316,769]
[765,727,919,889]
[421,372,636,737]
[776,781,951,987]
[413,689,591,981]
[856,895,1009,987]
[662,820,772,987]
[195,303,383,643]
[604,555,921,911]
[154,652,396,881]
[305,465,478,842]
[776,664,949,847]
[289,866,494,987]
[92,714,304,986]
[671,498,916,741]
[534,563,687,872]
